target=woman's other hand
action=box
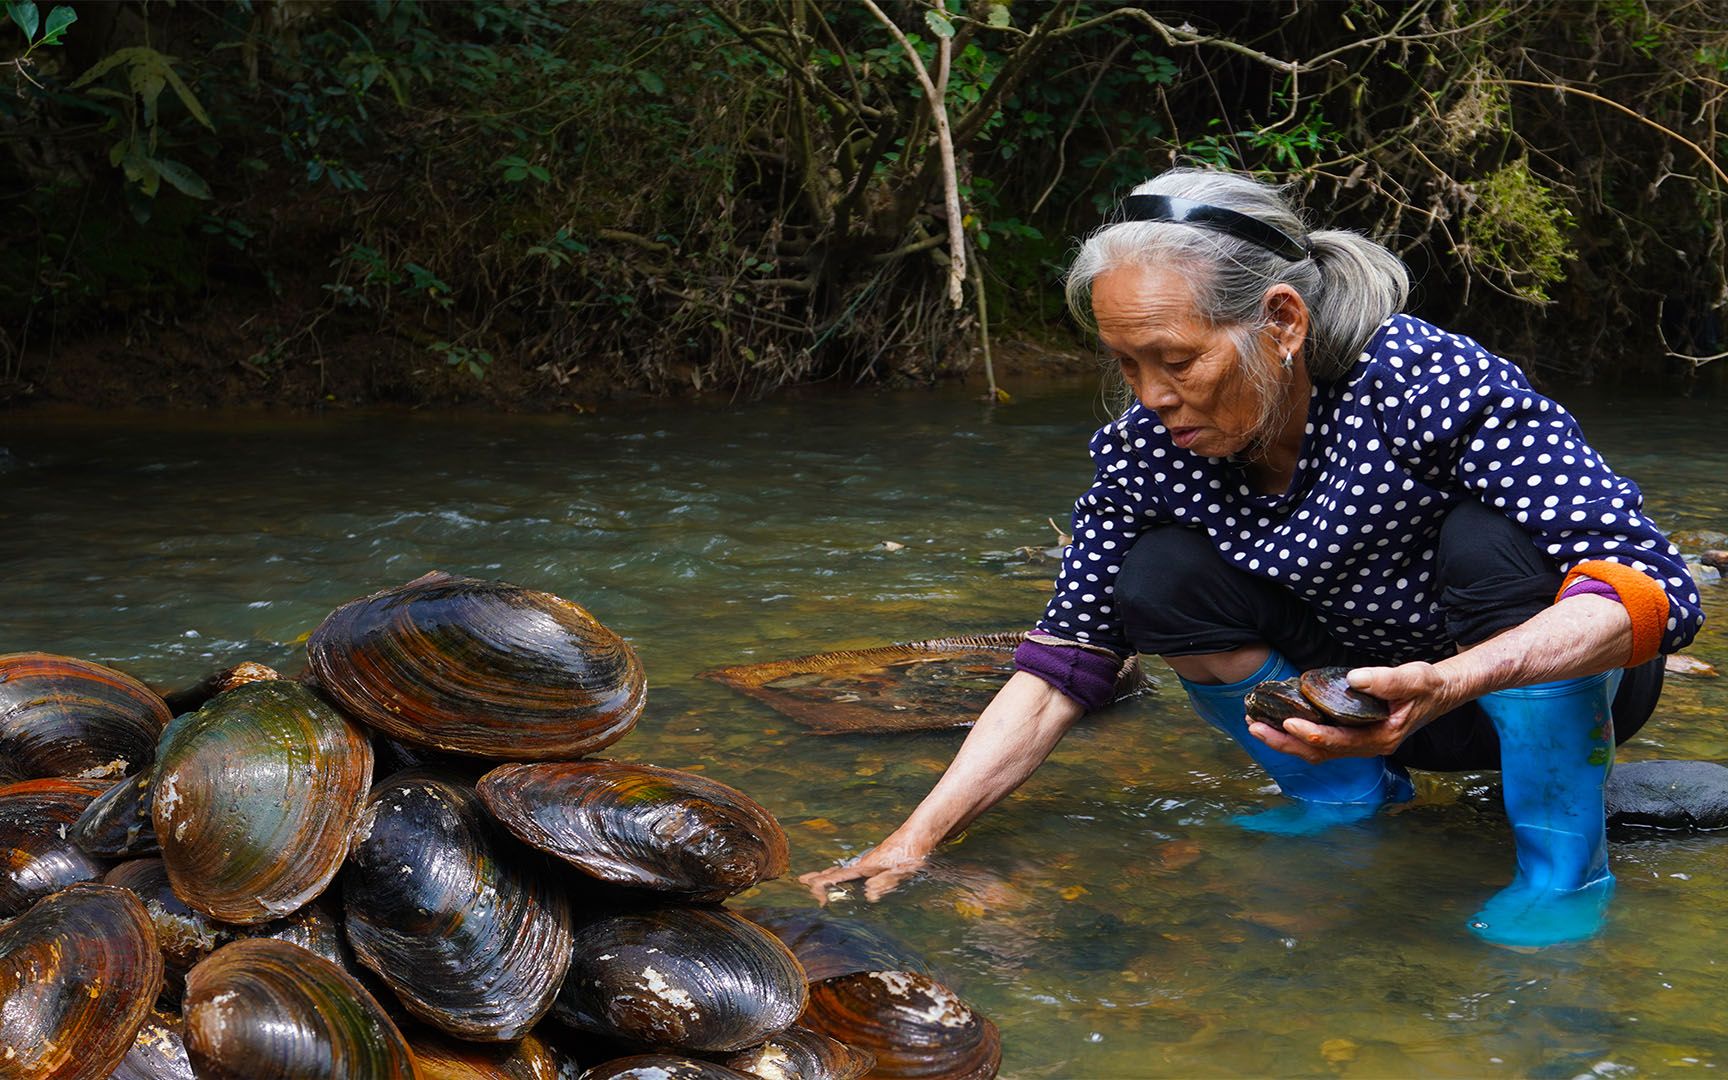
[799,836,932,903]
[1248,660,1456,763]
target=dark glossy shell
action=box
[306,571,645,759]
[745,909,933,985]
[159,660,281,716]
[580,1057,753,1080]
[800,971,1000,1080]
[152,679,373,923]
[103,858,226,994]
[182,938,421,1080]
[0,653,169,779]
[113,1007,196,1080]
[0,777,114,916]
[72,769,159,857]
[722,1024,876,1080]
[344,768,573,1041]
[235,898,352,970]
[555,907,808,1052]
[0,882,165,1080]
[407,1026,577,1080]
[1243,678,1322,728]
[1297,666,1389,726]
[478,761,789,902]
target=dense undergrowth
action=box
[1,0,1724,407]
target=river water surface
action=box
[3,378,1725,1077]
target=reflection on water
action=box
[3,381,1726,1077]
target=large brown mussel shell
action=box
[152,679,373,923]
[306,571,646,759]
[580,1057,754,1080]
[478,761,789,902]
[183,938,421,1080]
[72,769,159,857]
[1243,678,1322,729]
[0,653,169,780]
[745,909,934,985]
[555,907,808,1053]
[800,971,1000,1080]
[103,858,226,997]
[0,777,114,916]
[405,1025,577,1080]
[1296,666,1389,726]
[721,1023,876,1080]
[0,882,165,1080]
[113,1007,196,1080]
[344,768,573,1041]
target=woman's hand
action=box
[1248,660,1459,763]
[799,834,933,904]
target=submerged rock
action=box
[1606,760,1728,834]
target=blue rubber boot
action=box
[1468,671,1622,948]
[1181,651,1413,836]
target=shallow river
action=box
[3,376,1726,1078]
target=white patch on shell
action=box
[870,971,973,1028]
[738,1044,796,1080]
[77,757,130,779]
[640,965,700,1017]
[156,772,182,818]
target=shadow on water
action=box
[3,381,1726,1076]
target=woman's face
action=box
[1092,264,1272,458]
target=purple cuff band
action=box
[1559,577,1622,604]
[1013,639,1123,713]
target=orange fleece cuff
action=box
[1558,559,1669,667]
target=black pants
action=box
[1116,499,1665,771]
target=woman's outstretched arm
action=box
[799,670,1086,901]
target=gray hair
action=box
[1067,169,1409,427]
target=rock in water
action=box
[1606,760,1728,834]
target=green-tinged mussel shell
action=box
[1243,678,1322,729]
[0,653,169,780]
[1297,666,1390,726]
[306,571,645,759]
[478,761,789,902]
[556,907,808,1053]
[72,770,159,857]
[0,882,165,1080]
[345,768,573,1041]
[183,938,420,1080]
[152,679,373,923]
[579,1057,753,1080]
[0,777,114,916]
[800,971,1000,1080]
[103,858,226,996]
[722,1024,876,1080]
[405,1025,577,1080]
[744,909,933,985]
[113,1007,195,1080]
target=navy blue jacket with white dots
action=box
[1035,315,1705,663]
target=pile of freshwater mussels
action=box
[0,571,1001,1080]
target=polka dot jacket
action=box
[1035,315,1705,663]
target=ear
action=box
[1263,284,1311,359]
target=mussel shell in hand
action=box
[182,938,420,1080]
[580,1057,754,1080]
[405,1025,577,1080]
[0,882,165,1080]
[1297,666,1389,726]
[0,777,114,916]
[556,906,807,1052]
[72,769,159,857]
[153,679,373,923]
[478,761,789,902]
[0,652,169,780]
[1243,678,1322,729]
[306,571,645,759]
[344,768,573,1041]
[113,1007,196,1080]
[103,858,226,995]
[721,1024,875,1080]
[801,971,1000,1080]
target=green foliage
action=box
[6,0,74,60]
[1461,159,1576,304]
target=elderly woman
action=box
[803,168,1705,948]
